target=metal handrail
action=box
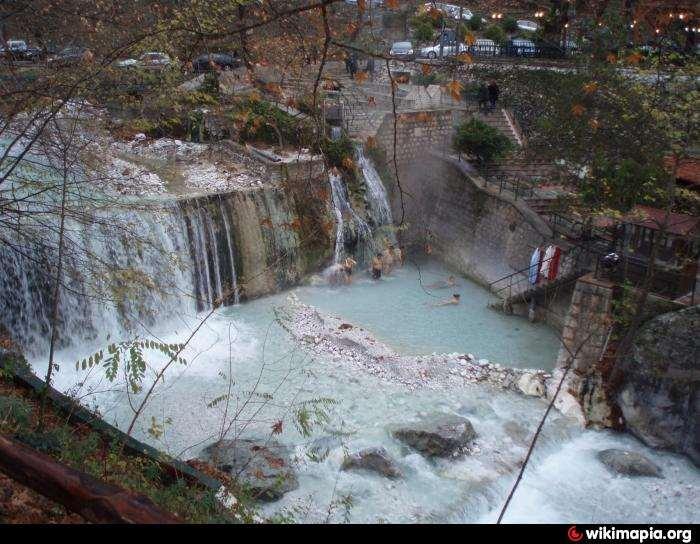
[489,248,573,291]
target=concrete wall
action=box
[381,152,553,287]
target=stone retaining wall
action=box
[383,152,553,287]
[374,109,455,166]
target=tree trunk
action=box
[0,435,181,524]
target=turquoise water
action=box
[30,260,699,524]
[298,260,560,369]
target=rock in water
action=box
[393,414,477,458]
[597,449,663,478]
[341,447,402,479]
[517,373,545,397]
[615,306,699,466]
[199,439,299,501]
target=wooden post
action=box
[0,435,181,524]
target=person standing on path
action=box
[487,80,500,112]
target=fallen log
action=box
[0,434,180,524]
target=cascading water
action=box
[180,196,240,310]
[327,148,396,268]
[0,201,195,358]
[356,145,393,229]
[328,172,374,264]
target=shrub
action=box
[456,23,469,43]
[235,99,314,147]
[412,72,442,87]
[0,395,32,430]
[412,19,435,43]
[453,119,514,164]
[484,24,507,44]
[321,134,355,169]
[468,15,484,31]
[502,16,519,34]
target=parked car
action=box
[561,39,580,53]
[345,0,383,5]
[116,52,171,70]
[419,41,467,59]
[192,52,242,72]
[423,3,472,20]
[507,38,537,57]
[516,20,539,33]
[469,38,501,57]
[1,40,41,62]
[47,46,92,67]
[389,41,415,60]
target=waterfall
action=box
[356,145,393,229]
[218,198,240,305]
[181,197,240,311]
[1,139,332,356]
[0,202,195,358]
[329,173,348,264]
[328,172,374,265]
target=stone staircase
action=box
[474,108,523,147]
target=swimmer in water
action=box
[425,275,457,290]
[433,293,461,307]
[393,245,404,267]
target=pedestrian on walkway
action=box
[487,79,500,111]
[349,53,358,79]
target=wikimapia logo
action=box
[567,526,694,543]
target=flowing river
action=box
[26,260,700,524]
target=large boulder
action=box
[341,447,402,479]
[615,306,699,466]
[393,414,477,458]
[199,438,298,502]
[597,449,663,478]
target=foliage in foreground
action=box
[453,119,514,165]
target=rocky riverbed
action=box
[277,294,583,420]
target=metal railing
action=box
[489,243,593,302]
[595,253,698,304]
[483,174,535,200]
[465,43,580,60]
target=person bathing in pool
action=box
[343,257,356,284]
[433,293,461,307]
[371,254,383,280]
[426,275,457,290]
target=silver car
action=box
[419,42,467,59]
[389,41,415,60]
[517,20,539,33]
[117,52,171,70]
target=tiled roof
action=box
[665,157,700,187]
[627,206,700,236]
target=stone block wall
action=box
[374,109,455,166]
[556,274,615,373]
